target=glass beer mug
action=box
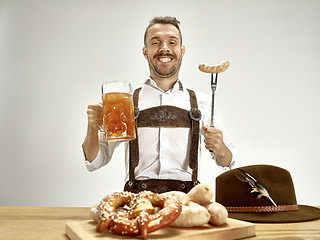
[100,81,136,142]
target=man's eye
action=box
[170,41,177,45]
[152,41,160,45]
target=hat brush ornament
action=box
[236,168,277,207]
[198,61,230,152]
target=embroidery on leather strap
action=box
[137,105,190,128]
[150,108,177,121]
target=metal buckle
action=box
[193,180,200,186]
[128,180,134,188]
[134,107,140,120]
[189,108,202,121]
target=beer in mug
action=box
[100,81,136,141]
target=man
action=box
[82,16,235,193]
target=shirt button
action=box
[179,183,186,190]
[140,182,148,190]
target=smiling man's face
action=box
[143,23,185,80]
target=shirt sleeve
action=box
[84,132,120,171]
[214,111,237,169]
[197,90,237,169]
[206,118,236,170]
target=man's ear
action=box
[181,45,186,56]
[142,47,148,59]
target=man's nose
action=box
[159,42,170,53]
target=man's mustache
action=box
[153,53,176,59]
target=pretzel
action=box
[96,191,182,239]
[198,61,230,74]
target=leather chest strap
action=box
[136,105,190,128]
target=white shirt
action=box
[85,79,236,182]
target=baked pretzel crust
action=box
[96,191,182,239]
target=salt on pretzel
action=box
[198,61,230,74]
[96,191,182,239]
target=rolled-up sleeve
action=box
[85,133,120,171]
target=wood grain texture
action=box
[65,218,255,240]
[0,207,89,240]
[1,207,320,240]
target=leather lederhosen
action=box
[123,87,201,194]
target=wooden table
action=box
[1,207,319,240]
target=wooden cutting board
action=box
[65,218,255,240]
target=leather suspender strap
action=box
[187,89,201,185]
[128,88,142,187]
[128,87,201,189]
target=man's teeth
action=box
[159,57,172,63]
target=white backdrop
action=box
[1,0,319,207]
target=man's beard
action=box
[148,53,182,78]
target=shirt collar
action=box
[145,78,185,93]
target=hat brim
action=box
[228,205,320,223]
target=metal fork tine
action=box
[215,72,218,85]
[211,72,214,86]
[210,73,218,127]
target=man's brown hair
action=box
[144,16,182,46]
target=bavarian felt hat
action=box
[215,165,320,223]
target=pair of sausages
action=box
[161,183,228,227]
